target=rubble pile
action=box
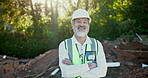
[117,42,148,78]
[102,42,137,62]
[0,61,18,78]
[0,40,148,78]
[102,42,141,78]
[119,42,148,64]
[0,55,19,78]
[119,67,148,78]
[14,49,58,78]
[119,42,148,50]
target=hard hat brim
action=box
[71,17,91,23]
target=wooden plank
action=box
[123,50,148,53]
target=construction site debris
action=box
[119,67,148,78]
[119,42,148,50]
[0,39,148,78]
[14,49,58,78]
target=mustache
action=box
[77,26,86,29]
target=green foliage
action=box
[58,17,73,41]
[89,0,147,40]
[0,0,32,36]
[0,0,147,58]
[0,34,51,58]
[128,0,148,34]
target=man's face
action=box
[72,18,90,37]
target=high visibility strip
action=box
[64,38,99,78]
[73,44,82,64]
[86,43,91,51]
[64,40,67,50]
[95,40,99,55]
[90,38,96,51]
[67,38,72,62]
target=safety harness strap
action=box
[64,38,98,78]
[65,38,97,63]
[67,38,73,62]
[90,38,96,51]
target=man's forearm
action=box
[63,58,97,70]
[60,58,91,77]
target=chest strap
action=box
[65,38,98,62]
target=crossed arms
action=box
[59,41,107,77]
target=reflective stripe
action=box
[64,38,98,78]
[67,38,72,62]
[95,39,99,54]
[72,44,82,64]
[90,38,96,51]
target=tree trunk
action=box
[45,0,48,16]
[29,0,37,22]
[50,0,58,31]
[76,0,81,9]
[49,0,59,46]
[29,0,39,36]
[85,0,88,11]
[55,0,58,29]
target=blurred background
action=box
[0,0,147,58]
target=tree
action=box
[49,0,58,30]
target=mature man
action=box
[59,9,107,78]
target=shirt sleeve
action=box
[59,41,90,77]
[80,41,107,78]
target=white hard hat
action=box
[71,9,91,23]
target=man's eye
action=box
[76,21,81,23]
[83,21,88,24]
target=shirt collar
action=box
[71,35,92,45]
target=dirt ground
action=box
[102,42,148,78]
[0,40,148,78]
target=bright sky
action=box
[32,0,77,6]
[32,0,77,17]
[32,0,44,4]
[32,0,63,4]
[32,0,61,8]
[32,0,78,17]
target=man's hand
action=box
[62,58,72,65]
[88,63,97,69]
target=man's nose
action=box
[79,22,85,26]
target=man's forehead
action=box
[75,18,89,21]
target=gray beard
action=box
[74,28,89,37]
[75,31,87,37]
